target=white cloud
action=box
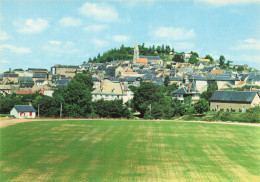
[174,42,195,51]
[59,17,82,27]
[48,40,62,45]
[79,2,119,22]
[0,44,31,53]
[112,35,130,42]
[13,18,49,34]
[232,38,260,51]
[0,32,11,41]
[198,0,257,6]
[93,39,109,48]
[84,24,109,32]
[42,41,80,55]
[225,53,260,70]
[151,26,196,41]
[0,59,9,64]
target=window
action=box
[242,106,246,112]
[216,105,219,110]
[229,106,232,111]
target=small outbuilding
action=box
[10,105,36,118]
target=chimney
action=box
[188,86,191,93]
[100,80,103,88]
[29,102,32,106]
[124,85,126,93]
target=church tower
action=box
[133,41,139,64]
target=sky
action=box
[0,0,260,72]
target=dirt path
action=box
[0,118,260,129]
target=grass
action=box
[0,120,260,181]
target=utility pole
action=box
[38,104,40,117]
[60,103,62,117]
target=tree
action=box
[54,73,93,117]
[133,82,163,117]
[184,96,192,106]
[201,82,218,101]
[190,51,199,57]
[237,66,244,71]
[194,98,209,114]
[72,73,93,91]
[188,55,198,64]
[226,60,231,67]
[93,99,130,118]
[164,75,170,87]
[204,55,214,63]
[219,55,225,68]
[172,54,185,63]
[13,68,24,71]
[166,64,172,69]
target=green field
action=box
[0,120,260,181]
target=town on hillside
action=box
[1,42,260,119]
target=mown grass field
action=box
[0,120,260,181]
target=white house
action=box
[10,105,36,118]
[92,79,133,103]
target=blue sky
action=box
[0,0,260,72]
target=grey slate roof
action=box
[18,76,33,82]
[20,82,35,88]
[33,73,47,78]
[3,73,18,77]
[52,65,80,69]
[13,105,36,112]
[139,56,162,60]
[210,91,259,103]
[55,79,70,85]
[28,68,48,71]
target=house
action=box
[172,83,200,103]
[51,65,80,77]
[32,73,48,81]
[2,73,19,84]
[19,82,38,93]
[210,90,260,112]
[0,85,11,95]
[92,79,133,103]
[10,105,36,118]
[55,79,70,88]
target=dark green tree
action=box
[164,75,170,87]
[201,82,218,101]
[219,55,225,68]
[237,66,244,71]
[188,55,198,64]
[194,98,209,114]
[166,64,172,69]
[204,55,214,63]
[133,82,164,117]
[172,54,185,63]
[190,51,199,57]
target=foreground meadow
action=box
[0,120,260,181]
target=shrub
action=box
[219,112,232,121]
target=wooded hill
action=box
[88,44,175,63]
